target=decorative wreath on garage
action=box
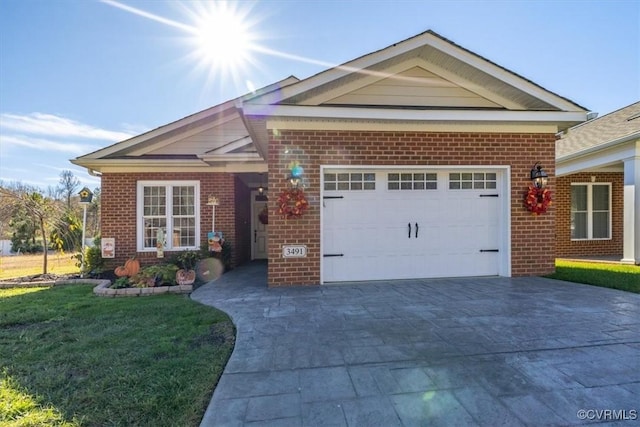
[524,186,552,215]
[277,188,309,219]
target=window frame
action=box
[570,182,612,241]
[136,180,200,252]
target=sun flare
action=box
[191,3,253,71]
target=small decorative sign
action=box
[282,245,307,258]
[208,231,224,253]
[101,238,115,258]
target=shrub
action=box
[112,277,130,289]
[170,250,203,270]
[73,237,105,277]
[130,264,179,287]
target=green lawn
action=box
[0,285,234,426]
[548,260,640,293]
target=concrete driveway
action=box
[191,262,640,426]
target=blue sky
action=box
[1,0,638,190]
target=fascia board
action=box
[205,136,254,155]
[243,104,588,123]
[556,138,639,176]
[70,158,209,169]
[199,153,263,162]
[71,158,267,174]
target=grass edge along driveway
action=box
[0,285,235,427]
[548,259,640,294]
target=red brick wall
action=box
[101,172,246,270]
[268,130,556,286]
[555,172,624,257]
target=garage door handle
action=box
[408,223,411,238]
[415,222,419,238]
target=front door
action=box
[251,191,268,259]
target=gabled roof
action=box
[71,77,299,172]
[557,101,640,160]
[244,30,587,116]
[73,30,590,175]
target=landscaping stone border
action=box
[0,278,109,289]
[93,281,193,297]
[0,278,192,297]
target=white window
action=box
[136,181,200,251]
[388,172,437,190]
[449,172,497,190]
[324,172,375,191]
[571,183,611,240]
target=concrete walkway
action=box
[191,262,640,426]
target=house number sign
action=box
[282,245,307,258]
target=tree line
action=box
[0,170,100,273]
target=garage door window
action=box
[388,173,437,190]
[324,173,375,191]
[449,172,497,190]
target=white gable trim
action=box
[247,31,584,113]
[298,57,525,111]
[244,104,587,125]
[204,136,254,155]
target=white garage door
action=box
[322,168,504,282]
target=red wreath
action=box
[277,188,309,219]
[524,186,552,215]
[258,206,268,225]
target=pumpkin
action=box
[114,257,140,277]
[114,266,129,277]
[123,257,140,276]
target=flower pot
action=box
[176,269,196,286]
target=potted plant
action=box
[174,250,201,285]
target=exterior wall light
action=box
[530,163,549,189]
[289,163,304,188]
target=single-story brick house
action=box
[555,101,640,265]
[72,30,592,286]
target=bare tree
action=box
[58,170,81,210]
[0,185,64,274]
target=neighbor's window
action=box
[571,183,610,240]
[137,181,200,251]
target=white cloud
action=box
[0,134,97,155]
[0,112,134,141]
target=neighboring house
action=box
[556,102,640,264]
[72,30,589,286]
